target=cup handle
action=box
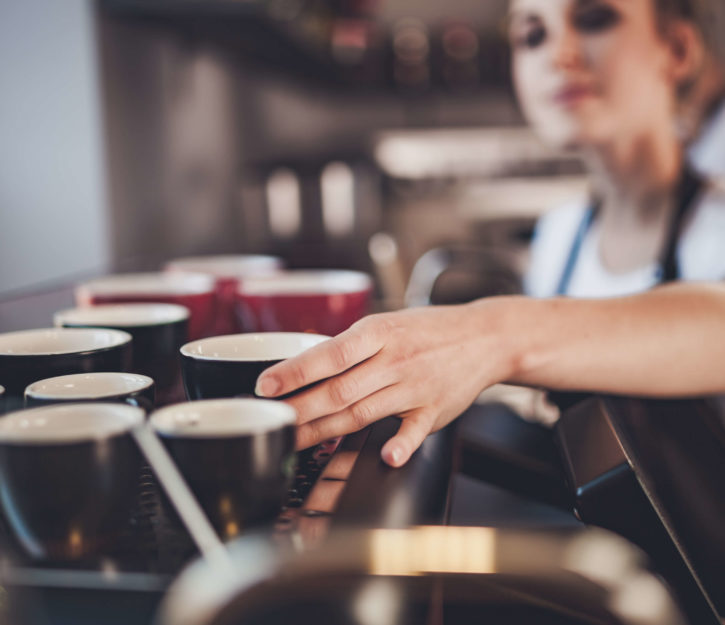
[130,424,234,573]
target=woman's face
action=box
[510,0,679,150]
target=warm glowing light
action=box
[321,162,355,237]
[219,496,233,516]
[68,528,84,558]
[225,521,240,538]
[266,168,301,238]
[369,526,496,576]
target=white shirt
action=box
[689,98,725,179]
[525,184,725,298]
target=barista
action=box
[256,0,725,467]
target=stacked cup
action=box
[0,328,133,413]
[164,255,283,336]
[0,326,148,563]
[236,269,373,336]
[54,303,189,404]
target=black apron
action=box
[549,165,705,410]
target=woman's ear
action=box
[663,20,705,92]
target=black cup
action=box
[0,328,133,409]
[180,332,330,400]
[55,304,188,402]
[0,403,145,561]
[150,399,296,539]
[24,372,155,412]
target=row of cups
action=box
[0,254,374,563]
[0,329,330,407]
[0,331,331,562]
[59,258,372,401]
[0,255,372,411]
[77,257,373,341]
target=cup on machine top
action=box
[0,328,132,412]
[236,269,373,336]
[150,398,296,540]
[179,332,330,400]
[164,255,283,335]
[24,372,155,411]
[0,403,145,561]
[74,273,215,340]
[54,303,188,402]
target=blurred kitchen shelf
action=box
[96,0,513,94]
[98,0,346,88]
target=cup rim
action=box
[165,255,283,279]
[0,403,144,445]
[237,270,373,296]
[180,332,331,362]
[55,303,190,328]
[0,328,132,357]
[75,272,215,298]
[150,398,296,438]
[25,372,154,401]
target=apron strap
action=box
[659,164,704,283]
[556,165,705,296]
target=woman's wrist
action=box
[464,295,543,389]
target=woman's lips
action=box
[553,84,597,106]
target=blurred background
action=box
[0,0,587,305]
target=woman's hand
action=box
[256,283,725,467]
[255,301,517,467]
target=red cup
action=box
[164,255,283,335]
[236,270,373,336]
[75,273,215,341]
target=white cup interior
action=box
[26,372,153,400]
[181,332,330,362]
[0,403,144,444]
[238,270,373,296]
[151,399,296,438]
[165,255,283,278]
[55,303,189,328]
[0,328,131,356]
[76,272,215,297]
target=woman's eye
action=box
[574,5,621,32]
[512,24,547,50]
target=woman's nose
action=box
[550,24,584,70]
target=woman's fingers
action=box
[380,410,436,467]
[295,385,407,450]
[256,319,385,398]
[287,357,400,426]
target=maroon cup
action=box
[75,273,215,341]
[165,255,283,335]
[236,270,373,336]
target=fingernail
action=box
[255,375,280,397]
[383,445,402,467]
[391,447,402,465]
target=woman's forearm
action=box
[487,282,725,396]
